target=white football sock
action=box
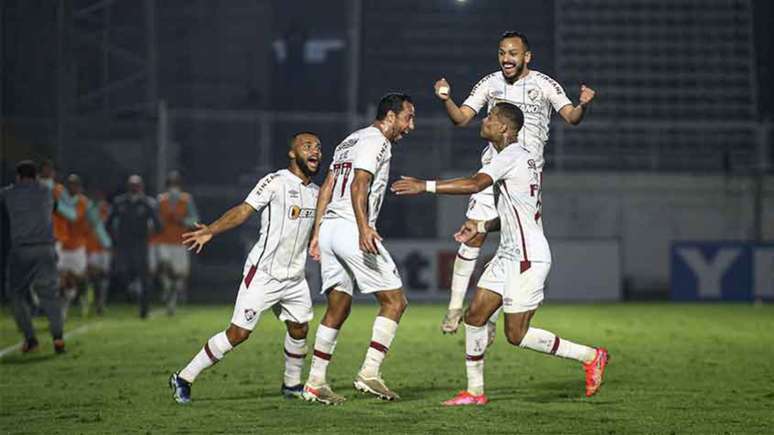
[518,327,596,363]
[179,331,233,383]
[360,316,399,377]
[465,323,487,396]
[449,245,480,310]
[283,333,307,387]
[307,325,339,386]
[488,307,502,324]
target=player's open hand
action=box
[309,235,320,262]
[359,225,383,255]
[182,223,213,254]
[434,78,451,101]
[579,84,596,107]
[453,220,479,244]
[391,176,425,196]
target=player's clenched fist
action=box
[391,176,425,196]
[579,84,596,107]
[434,78,451,101]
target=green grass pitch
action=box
[1,303,773,434]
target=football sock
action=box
[518,327,596,363]
[449,245,480,310]
[465,323,487,396]
[283,333,307,387]
[488,307,502,325]
[308,324,339,386]
[179,331,233,383]
[360,316,399,377]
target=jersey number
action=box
[332,162,353,198]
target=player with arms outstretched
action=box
[302,93,415,405]
[392,102,608,405]
[168,132,322,404]
[434,31,596,336]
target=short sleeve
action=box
[478,148,518,183]
[353,138,384,175]
[461,74,493,114]
[540,75,572,112]
[245,173,279,211]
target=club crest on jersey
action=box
[244,309,257,322]
[527,88,541,102]
[289,205,315,220]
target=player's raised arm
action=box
[391,173,493,196]
[351,168,382,254]
[309,171,335,261]
[182,203,254,254]
[434,78,477,127]
[558,84,596,126]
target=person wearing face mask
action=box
[432,31,597,342]
[106,175,161,318]
[149,171,199,316]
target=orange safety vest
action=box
[61,194,90,250]
[151,192,192,245]
[85,200,110,253]
[52,183,71,243]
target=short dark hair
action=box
[494,102,524,132]
[500,31,530,51]
[289,131,319,147]
[38,159,54,172]
[17,160,37,179]
[376,93,413,121]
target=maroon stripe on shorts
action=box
[204,343,219,363]
[369,341,389,353]
[284,349,306,359]
[550,337,561,354]
[243,264,257,287]
[313,349,332,361]
[465,353,485,361]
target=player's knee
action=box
[463,308,488,327]
[286,322,308,339]
[505,326,527,346]
[226,325,251,345]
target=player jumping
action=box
[434,31,596,337]
[392,102,609,405]
[168,132,322,404]
[302,93,415,405]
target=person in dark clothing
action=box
[0,161,66,353]
[107,175,160,318]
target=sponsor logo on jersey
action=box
[488,89,504,99]
[527,159,536,169]
[244,309,256,322]
[527,88,541,102]
[289,190,300,199]
[289,205,315,220]
[515,102,542,114]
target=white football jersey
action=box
[463,70,572,168]
[479,142,551,267]
[324,126,392,228]
[244,169,319,281]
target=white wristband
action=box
[476,221,487,234]
[426,180,437,193]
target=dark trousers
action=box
[114,245,151,317]
[8,244,64,340]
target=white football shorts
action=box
[59,247,87,275]
[230,261,313,330]
[477,256,551,313]
[87,250,112,272]
[152,243,190,276]
[318,218,403,295]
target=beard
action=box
[297,157,320,177]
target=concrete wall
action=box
[438,172,774,296]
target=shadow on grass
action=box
[491,380,614,405]
[1,353,58,365]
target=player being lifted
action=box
[168,132,322,404]
[302,93,415,405]
[392,102,609,405]
[434,31,596,336]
